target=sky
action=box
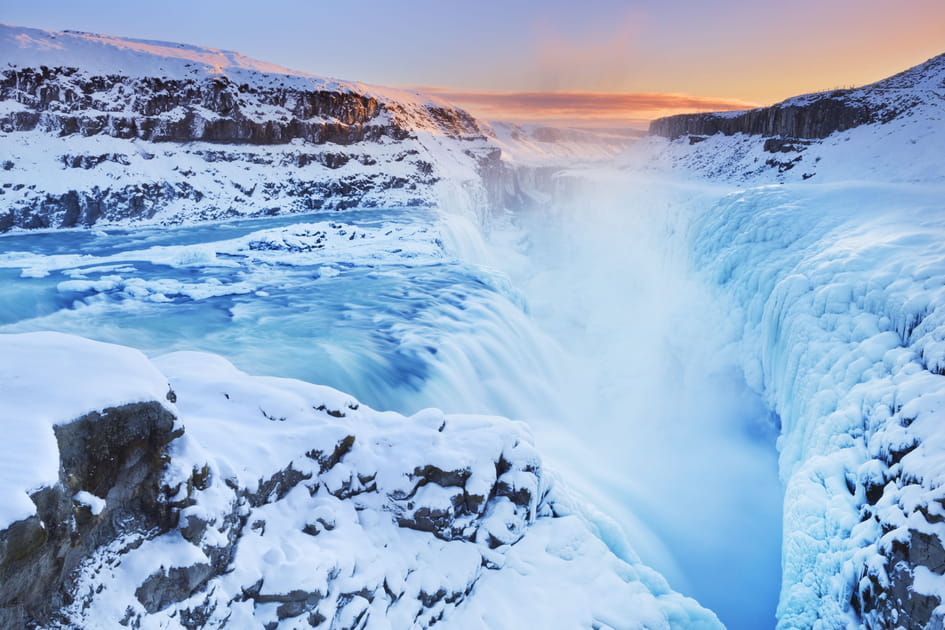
[4,0,945,127]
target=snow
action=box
[0,129,479,226]
[0,334,721,629]
[73,490,106,516]
[617,117,945,628]
[0,218,444,277]
[0,23,459,112]
[779,52,945,109]
[0,332,173,527]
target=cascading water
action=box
[0,172,784,629]
[427,172,785,630]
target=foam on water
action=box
[461,173,784,630]
[0,191,783,629]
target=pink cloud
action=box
[414,86,758,126]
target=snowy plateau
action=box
[1,22,945,630]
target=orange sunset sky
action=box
[5,0,945,127]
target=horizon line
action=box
[407,85,759,127]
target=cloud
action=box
[527,12,644,92]
[413,86,758,127]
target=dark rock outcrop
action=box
[852,527,945,630]
[0,402,180,628]
[649,52,945,140]
[0,68,483,145]
[649,97,871,140]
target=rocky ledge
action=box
[649,52,945,140]
[0,67,482,146]
[0,333,721,630]
[0,25,506,232]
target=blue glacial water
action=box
[0,209,563,419]
[0,200,782,630]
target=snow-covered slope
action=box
[608,52,945,630]
[638,53,945,185]
[0,24,505,230]
[0,332,721,630]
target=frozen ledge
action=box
[0,332,721,629]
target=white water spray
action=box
[422,171,784,630]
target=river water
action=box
[0,187,782,629]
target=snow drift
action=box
[0,332,721,630]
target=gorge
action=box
[2,23,945,630]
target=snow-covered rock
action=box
[616,51,945,630]
[636,53,945,185]
[0,332,721,630]
[0,332,180,628]
[0,24,506,230]
[649,52,945,141]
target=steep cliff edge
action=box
[0,25,500,231]
[628,52,945,185]
[0,401,179,627]
[649,52,945,140]
[0,332,722,630]
[688,184,945,630]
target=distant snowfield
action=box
[0,22,450,109]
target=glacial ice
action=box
[684,181,945,629]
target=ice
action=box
[680,179,945,628]
[0,337,716,629]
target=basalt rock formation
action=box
[0,25,498,231]
[0,401,180,628]
[649,52,945,140]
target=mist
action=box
[460,172,785,630]
[0,164,785,629]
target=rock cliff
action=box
[0,402,180,627]
[0,25,500,231]
[649,52,945,140]
[0,333,721,630]
[630,52,945,185]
